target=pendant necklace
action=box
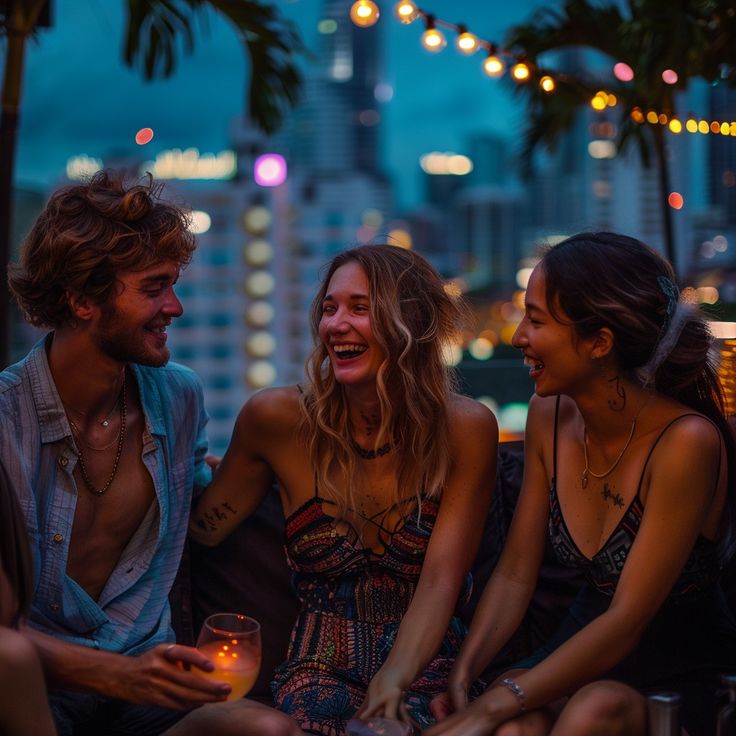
[69,380,127,496]
[581,418,636,489]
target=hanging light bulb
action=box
[511,61,531,82]
[395,1,419,24]
[482,48,505,78]
[539,75,556,93]
[421,16,446,52]
[455,26,479,55]
[350,0,380,27]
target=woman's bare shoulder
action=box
[448,393,499,433]
[237,385,303,434]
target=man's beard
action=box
[96,305,170,367]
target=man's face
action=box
[95,260,183,367]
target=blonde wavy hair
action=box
[299,244,469,518]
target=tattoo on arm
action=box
[194,502,238,532]
[607,376,627,412]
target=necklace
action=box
[350,436,392,460]
[581,416,637,489]
[71,380,127,496]
[64,392,121,428]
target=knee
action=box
[559,681,645,734]
[494,710,551,736]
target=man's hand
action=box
[111,643,232,710]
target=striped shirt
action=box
[0,335,211,654]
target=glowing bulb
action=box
[395,1,419,24]
[421,27,446,52]
[698,120,709,134]
[646,110,659,124]
[456,31,479,55]
[350,0,379,28]
[482,54,504,78]
[631,108,645,124]
[668,119,682,134]
[511,62,530,82]
[686,119,698,133]
[539,75,555,93]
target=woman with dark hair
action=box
[0,460,56,735]
[188,244,498,734]
[428,232,736,736]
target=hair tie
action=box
[638,301,698,387]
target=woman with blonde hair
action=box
[189,244,498,734]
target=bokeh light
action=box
[188,210,211,234]
[482,54,505,78]
[668,192,684,210]
[254,153,287,187]
[135,127,154,145]
[662,69,678,85]
[613,62,634,82]
[350,0,380,27]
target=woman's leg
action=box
[549,680,647,736]
[165,699,304,736]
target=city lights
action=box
[254,153,287,187]
[135,127,154,145]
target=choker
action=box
[350,437,392,460]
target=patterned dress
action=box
[271,492,469,735]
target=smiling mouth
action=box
[524,356,545,373]
[333,344,367,359]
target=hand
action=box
[110,642,232,710]
[429,692,454,722]
[355,668,409,724]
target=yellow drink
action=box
[197,641,261,701]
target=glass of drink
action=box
[195,613,261,701]
[346,718,412,736]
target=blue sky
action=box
[15,0,550,209]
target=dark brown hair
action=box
[9,170,195,328]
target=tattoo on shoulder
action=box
[607,376,626,412]
[602,483,625,508]
[195,502,238,532]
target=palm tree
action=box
[0,0,305,367]
[503,0,736,274]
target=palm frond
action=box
[123,0,304,133]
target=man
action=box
[0,171,242,735]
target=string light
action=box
[345,3,736,137]
[395,1,420,24]
[456,26,480,55]
[421,15,446,52]
[483,51,505,78]
[511,61,531,82]
[350,0,380,28]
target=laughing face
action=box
[318,261,386,390]
[512,265,594,396]
[95,259,183,367]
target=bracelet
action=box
[500,677,527,714]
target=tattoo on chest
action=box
[607,375,627,412]
[195,501,238,532]
[601,483,625,508]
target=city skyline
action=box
[15,0,548,210]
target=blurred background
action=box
[3,0,736,453]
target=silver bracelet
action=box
[500,677,527,713]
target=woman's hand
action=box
[429,677,468,722]
[355,667,409,723]
[424,694,497,736]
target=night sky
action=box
[16,0,550,210]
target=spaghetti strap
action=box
[636,413,722,494]
[552,395,562,485]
